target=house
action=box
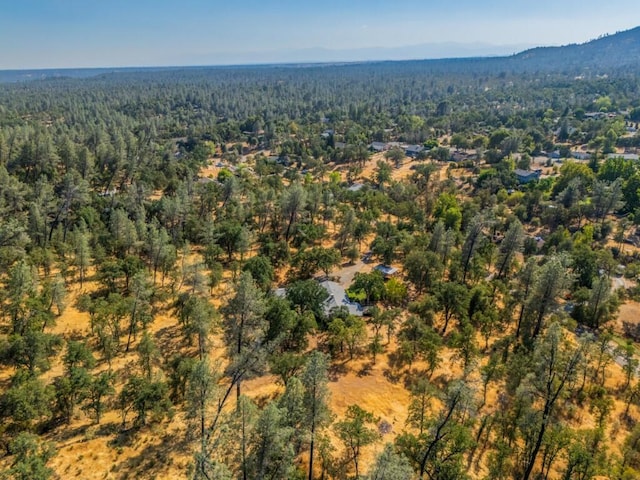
[546,151,561,159]
[451,151,466,162]
[555,126,577,137]
[274,281,364,317]
[269,155,292,166]
[197,177,216,185]
[374,264,399,279]
[515,169,541,184]
[369,142,388,153]
[405,145,425,158]
[607,153,639,161]
[319,280,363,317]
[98,188,118,197]
[571,151,591,160]
[347,183,364,192]
[321,129,335,139]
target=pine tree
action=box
[302,351,332,480]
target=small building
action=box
[369,142,388,152]
[347,183,365,192]
[274,281,363,317]
[608,153,639,161]
[269,155,292,166]
[451,151,466,162]
[584,112,607,119]
[197,177,216,185]
[98,188,118,197]
[319,280,363,317]
[321,129,335,139]
[571,151,591,160]
[405,145,425,158]
[555,126,577,137]
[374,264,399,279]
[514,169,541,184]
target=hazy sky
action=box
[1,0,638,69]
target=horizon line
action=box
[0,52,525,74]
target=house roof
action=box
[571,151,591,158]
[369,142,387,151]
[347,183,364,192]
[319,280,363,317]
[608,153,639,161]
[514,169,539,178]
[374,264,398,276]
[273,281,363,317]
[197,177,216,184]
[405,145,424,153]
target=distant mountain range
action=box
[1,26,639,83]
[512,26,640,71]
[178,42,534,66]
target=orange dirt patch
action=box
[615,300,640,336]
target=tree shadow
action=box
[46,423,88,443]
[96,421,120,437]
[402,369,437,390]
[66,328,88,341]
[108,426,138,450]
[382,368,402,384]
[328,361,349,381]
[112,430,191,480]
[385,350,406,371]
[356,362,373,377]
[154,323,186,359]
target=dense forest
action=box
[2,28,640,480]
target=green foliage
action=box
[221,272,268,393]
[1,331,63,376]
[5,432,56,480]
[242,255,275,291]
[0,377,54,429]
[245,403,296,480]
[301,351,332,478]
[553,162,595,197]
[286,279,329,326]
[349,271,386,305]
[1,40,640,480]
[119,375,173,427]
[327,314,367,360]
[434,193,462,230]
[396,380,475,480]
[291,246,341,278]
[396,315,442,376]
[367,443,414,480]
[82,372,115,424]
[335,404,380,479]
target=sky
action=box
[1,0,639,69]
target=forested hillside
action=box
[1,36,640,480]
